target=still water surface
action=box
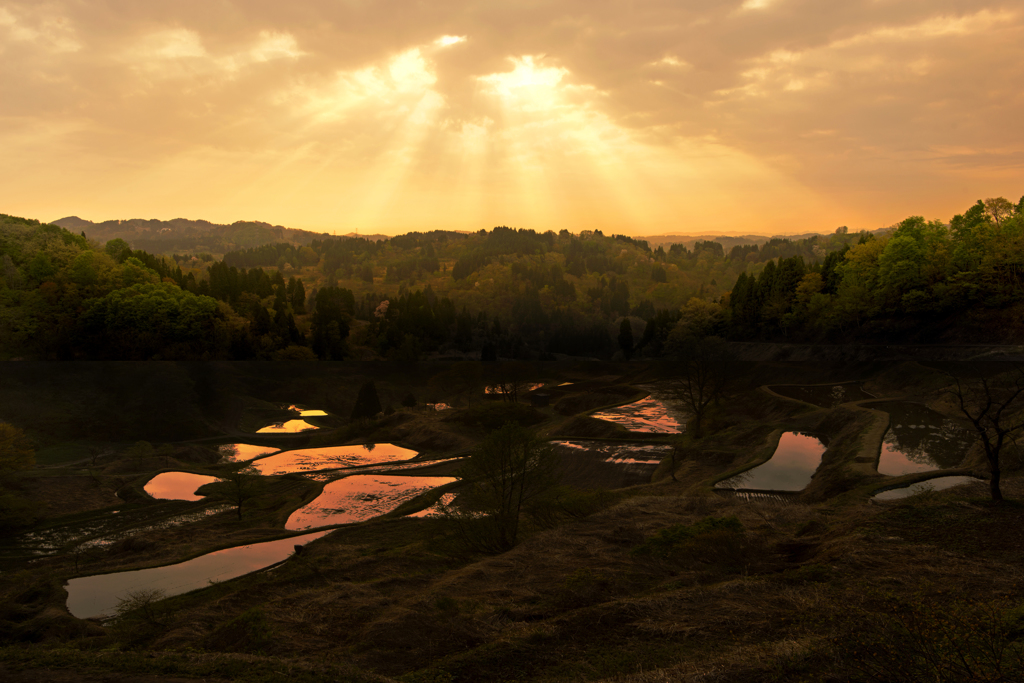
[286,475,457,530]
[715,432,826,491]
[218,443,280,462]
[249,443,419,476]
[256,419,319,434]
[873,402,974,476]
[591,386,685,434]
[872,476,983,501]
[144,472,222,501]
[65,530,330,619]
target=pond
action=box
[285,475,458,530]
[715,432,827,491]
[144,472,223,501]
[218,443,280,463]
[248,443,419,476]
[591,386,685,434]
[65,530,330,619]
[769,383,874,408]
[550,440,672,488]
[872,401,975,475]
[407,492,458,518]
[872,476,984,501]
[256,419,319,434]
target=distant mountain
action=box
[638,227,892,251]
[52,216,328,255]
[342,232,392,242]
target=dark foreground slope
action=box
[0,361,1022,682]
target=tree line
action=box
[1,194,1021,360]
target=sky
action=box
[1,0,1022,237]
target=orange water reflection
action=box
[256,419,319,433]
[874,402,973,476]
[407,492,458,518]
[715,432,826,491]
[218,443,280,462]
[591,386,685,434]
[286,475,458,530]
[249,443,419,475]
[65,530,330,619]
[144,472,222,501]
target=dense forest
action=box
[1,195,1022,360]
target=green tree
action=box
[0,423,35,472]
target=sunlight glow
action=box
[435,35,466,47]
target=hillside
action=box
[52,216,325,257]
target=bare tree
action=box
[669,336,734,439]
[949,365,1024,502]
[207,468,266,519]
[448,421,558,552]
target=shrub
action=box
[207,607,274,653]
[834,594,1024,682]
[632,516,748,570]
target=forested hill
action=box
[52,216,323,256]
[2,194,1023,360]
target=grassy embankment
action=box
[1,361,1023,682]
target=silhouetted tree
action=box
[351,381,382,419]
[618,319,634,359]
[949,365,1024,501]
[451,422,557,552]
[670,336,734,438]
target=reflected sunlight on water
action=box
[286,475,457,530]
[591,386,685,434]
[874,402,974,476]
[715,432,826,491]
[218,443,280,462]
[144,472,222,501]
[249,443,419,475]
[65,530,330,619]
[256,419,319,433]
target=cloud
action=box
[0,4,80,53]
[125,28,304,79]
[0,0,1021,234]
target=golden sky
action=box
[1,1,1022,236]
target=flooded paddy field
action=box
[872,401,974,475]
[143,472,223,501]
[248,443,419,476]
[550,440,671,488]
[1,501,230,560]
[65,530,331,619]
[285,475,458,530]
[590,385,686,434]
[716,432,827,492]
[769,382,874,408]
[872,475,985,501]
[255,419,320,434]
[218,443,280,462]
[407,492,458,518]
